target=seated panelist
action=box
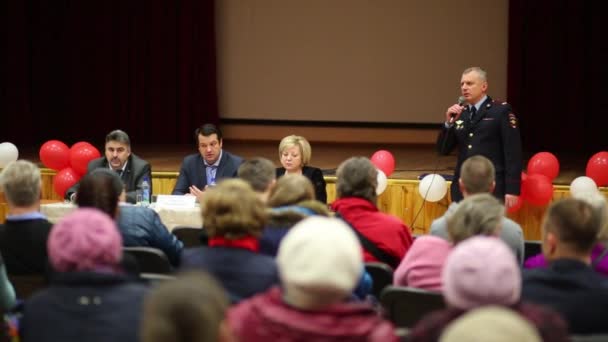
[172,124,243,196]
[65,129,151,204]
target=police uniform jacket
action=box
[437,96,522,202]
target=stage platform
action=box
[4,141,606,240]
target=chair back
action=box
[365,262,394,298]
[172,226,207,247]
[571,335,608,342]
[9,274,48,299]
[123,247,172,274]
[139,273,176,286]
[380,285,445,328]
[524,240,542,260]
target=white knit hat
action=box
[277,216,363,300]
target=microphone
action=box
[449,96,467,122]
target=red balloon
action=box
[521,174,553,206]
[70,143,101,175]
[586,151,608,186]
[527,152,560,180]
[39,140,70,171]
[71,141,94,150]
[506,195,523,214]
[53,167,81,197]
[370,150,396,176]
[521,171,528,182]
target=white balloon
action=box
[376,169,388,195]
[0,142,19,168]
[418,174,448,202]
[570,176,598,197]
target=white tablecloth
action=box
[40,202,203,231]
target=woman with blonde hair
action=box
[276,135,327,203]
[180,179,279,303]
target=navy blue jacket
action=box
[21,271,148,342]
[522,259,608,334]
[437,97,522,202]
[180,246,279,303]
[117,205,183,266]
[172,151,243,195]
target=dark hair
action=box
[238,158,276,192]
[194,124,223,144]
[543,198,601,254]
[76,169,124,217]
[106,129,131,146]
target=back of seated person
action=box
[141,271,234,342]
[0,160,52,275]
[409,236,568,342]
[522,198,608,335]
[180,179,278,303]
[229,216,398,341]
[76,168,183,267]
[21,208,149,342]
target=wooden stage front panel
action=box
[2,169,605,241]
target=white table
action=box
[40,202,203,231]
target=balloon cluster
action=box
[39,140,101,197]
[0,142,19,168]
[370,150,395,195]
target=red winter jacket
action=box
[331,197,413,266]
[228,287,398,342]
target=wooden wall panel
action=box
[1,169,607,241]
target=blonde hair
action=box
[268,174,315,207]
[447,193,504,244]
[278,135,312,166]
[0,160,41,207]
[201,179,267,238]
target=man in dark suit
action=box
[172,123,243,196]
[437,67,522,209]
[65,129,152,204]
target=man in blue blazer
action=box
[172,124,244,196]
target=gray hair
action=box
[447,193,504,243]
[238,158,276,193]
[336,157,378,203]
[463,67,487,82]
[0,160,41,207]
[106,129,131,146]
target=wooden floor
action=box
[19,140,588,184]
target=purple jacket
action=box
[524,243,608,276]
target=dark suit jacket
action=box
[0,218,53,275]
[437,96,522,202]
[172,150,243,195]
[65,154,152,204]
[276,166,327,203]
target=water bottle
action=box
[141,177,150,206]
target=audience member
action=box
[439,306,541,342]
[0,160,52,275]
[229,216,398,341]
[66,129,152,204]
[409,236,568,342]
[237,157,276,203]
[172,124,243,196]
[262,174,329,257]
[21,208,149,342]
[394,193,502,291]
[331,157,413,268]
[525,191,608,276]
[522,198,608,334]
[276,135,327,203]
[141,271,234,342]
[430,155,524,264]
[76,169,183,266]
[180,179,278,303]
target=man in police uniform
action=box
[437,67,522,208]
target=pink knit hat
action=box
[393,235,452,291]
[442,236,521,310]
[48,208,123,272]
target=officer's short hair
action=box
[463,67,487,82]
[460,156,495,194]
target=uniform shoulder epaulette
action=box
[492,99,508,105]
